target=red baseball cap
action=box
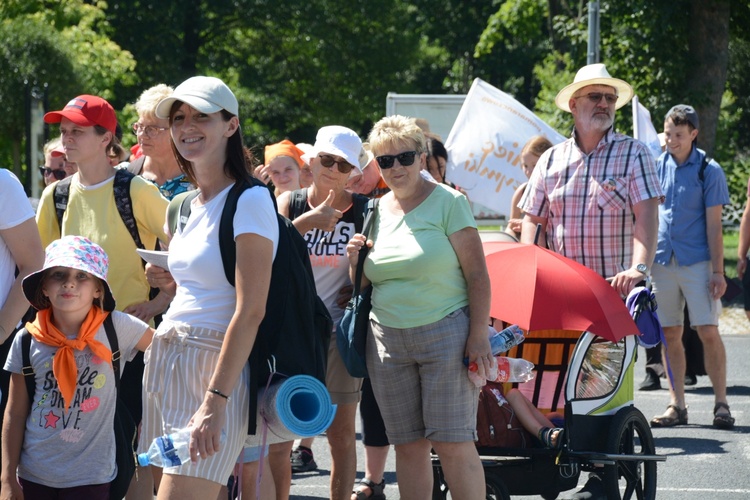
[44,95,118,134]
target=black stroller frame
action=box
[431,331,666,500]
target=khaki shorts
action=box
[652,258,720,327]
[326,331,363,405]
[367,306,479,445]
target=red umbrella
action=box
[483,241,638,342]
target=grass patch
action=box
[725,229,740,279]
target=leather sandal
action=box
[713,402,735,430]
[352,478,386,500]
[650,404,688,428]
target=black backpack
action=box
[167,179,332,434]
[54,169,145,250]
[19,315,136,500]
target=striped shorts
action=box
[139,321,261,484]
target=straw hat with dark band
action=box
[555,63,633,113]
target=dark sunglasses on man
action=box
[375,151,419,169]
[318,154,355,174]
[38,166,67,181]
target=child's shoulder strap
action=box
[167,190,200,237]
[103,313,121,390]
[20,329,35,404]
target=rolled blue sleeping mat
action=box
[258,374,337,443]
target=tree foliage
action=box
[2,0,749,197]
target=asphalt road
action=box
[287,333,750,499]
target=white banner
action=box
[632,95,663,161]
[444,78,565,217]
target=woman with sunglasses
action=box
[275,125,367,500]
[346,115,492,499]
[39,138,68,185]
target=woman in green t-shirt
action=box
[346,115,493,499]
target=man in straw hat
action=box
[519,63,664,499]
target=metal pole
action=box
[587,1,600,65]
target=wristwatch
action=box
[635,263,649,275]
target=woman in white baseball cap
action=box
[141,76,278,498]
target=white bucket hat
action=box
[310,126,363,170]
[155,76,239,119]
[555,63,633,113]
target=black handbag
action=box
[336,199,378,378]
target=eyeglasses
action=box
[375,151,419,169]
[318,154,355,174]
[38,166,66,180]
[575,92,618,105]
[132,123,168,136]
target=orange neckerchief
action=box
[26,306,112,412]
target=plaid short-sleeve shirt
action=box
[520,128,663,279]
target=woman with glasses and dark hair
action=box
[127,84,193,200]
[346,115,492,499]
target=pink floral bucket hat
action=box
[23,235,116,311]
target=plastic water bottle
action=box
[491,356,535,383]
[137,427,226,467]
[138,428,193,467]
[465,324,526,369]
[488,324,525,355]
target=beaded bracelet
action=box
[207,388,231,401]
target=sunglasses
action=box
[318,154,355,174]
[38,166,67,180]
[375,151,418,169]
[575,92,618,105]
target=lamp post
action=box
[587,1,600,65]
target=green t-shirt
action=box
[364,184,476,328]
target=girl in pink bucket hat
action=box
[1,235,153,498]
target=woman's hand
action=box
[187,393,228,462]
[465,331,493,381]
[307,190,343,232]
[346,234,369,267]
[145,263,175,289]
[254,164,271,185]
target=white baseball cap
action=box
[155,76,238,119]
[310,126,363,170]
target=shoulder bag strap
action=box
[352,198,379,295]
[20,330,35,404]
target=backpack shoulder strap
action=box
[112,169,144,250]
[218,181,252,286]
[167,190,199,236]
[20,330,35,404]
[698,156,712,183]
[288,189,308,221]
[103,314,121,391]
[53,176,74,233]
[126,156,145,176]
[352,194,369,233]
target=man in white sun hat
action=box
[521,64,664,499]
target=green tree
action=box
[0,1,136,184]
